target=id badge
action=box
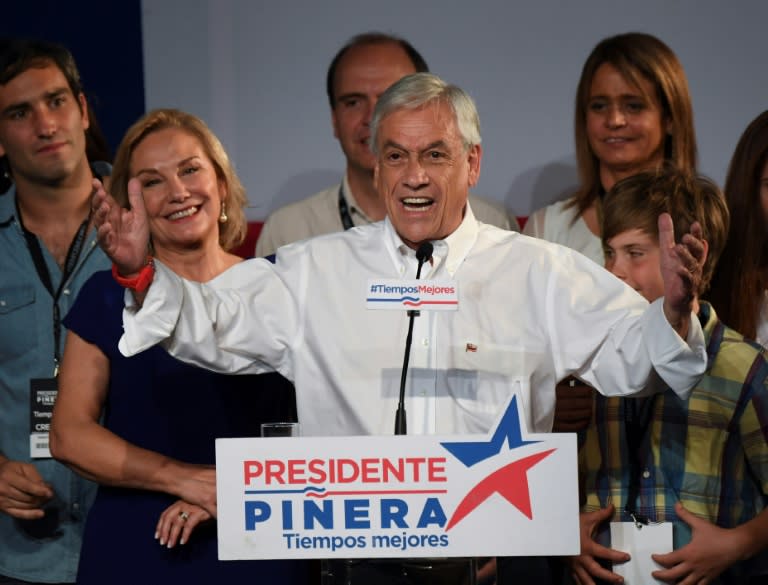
[610,521,673,584]
[30,378,57,458]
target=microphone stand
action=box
[394,242,433,435]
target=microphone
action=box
[394,241,434,435]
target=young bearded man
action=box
[0,39,110,584]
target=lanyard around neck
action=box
[16,198,91,374]
[337,185,355,231]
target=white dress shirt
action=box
[523,197,604,265]
[120,206,706,435]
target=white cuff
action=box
[643,298,707,399]
[118,260,181,356]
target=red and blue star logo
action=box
[440,396,555,530]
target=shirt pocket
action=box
[0,284,37,360]
[448,341,527,377]
[446,342,539,430]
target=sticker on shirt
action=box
[610,521,673,584]
[30,378,57,458]
[366,279,458,311]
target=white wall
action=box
[142,0,767,221]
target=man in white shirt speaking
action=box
[254,32,514,257]
[93,72,707,438]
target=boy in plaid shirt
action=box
[569,168,768,585]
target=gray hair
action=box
[370,73,482,155]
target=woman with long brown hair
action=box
[707,110,768,346]
[524,32,697,264]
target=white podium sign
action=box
[216,395,579,560]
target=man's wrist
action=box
[662,301,690,337]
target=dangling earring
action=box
[219,201,228,223]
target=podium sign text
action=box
[216,396,579,560]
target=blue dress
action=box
[64,270,310,584]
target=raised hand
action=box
[567,505,629,585]
[659,213,706,338]
[91,177,150,276]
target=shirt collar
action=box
[383,201,479,278]
[0,183,18,228]
[698,301,720,372]
[341,173,375,224]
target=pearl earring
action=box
[219,202,228,223]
